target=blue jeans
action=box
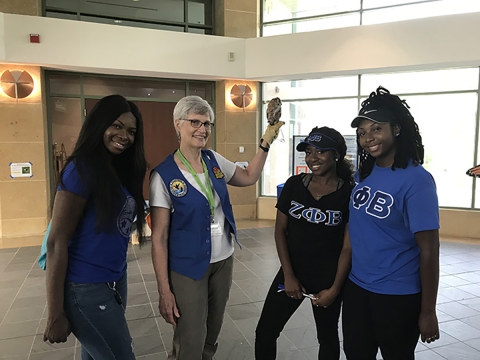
[64,273,135,360]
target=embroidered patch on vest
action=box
[213,166,225,179]
[169,179,187,197]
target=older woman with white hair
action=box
[149,95,284,360]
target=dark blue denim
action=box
[64,273,135,360]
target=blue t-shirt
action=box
[60,162,136,283]
[348,162,439,295]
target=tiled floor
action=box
[1,227,480,359]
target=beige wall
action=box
[216,80,260,220]
[0,0,45,245]
[215,0,258,39]
[0,0,41,16]
[0,64,49,241]
[215,1,260,220]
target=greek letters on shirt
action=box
[351,185,394,219]
[288,201,342,226]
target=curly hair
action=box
[356,86,424,181]
[311,126,354,184]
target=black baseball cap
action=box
[351,102,397,128]
[296,131,339,152]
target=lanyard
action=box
[177,149,215,221]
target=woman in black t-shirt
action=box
[255,127,354,360]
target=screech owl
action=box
[267,97,282,125]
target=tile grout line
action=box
[131,243,169,356]
[0,256,37,328]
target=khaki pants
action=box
[168,255,234,360]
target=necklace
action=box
[308,177,343,201]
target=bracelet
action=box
[259,143,269,153]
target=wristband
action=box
[259,143,269,153]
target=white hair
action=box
[173,96,215,135]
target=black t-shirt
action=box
[276,174,352,293]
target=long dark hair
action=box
[58,95,147,243]
[311,126,354,184]
[357,87,424,181]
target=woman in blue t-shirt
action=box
[43,95,147,360]
[343,86,440,360]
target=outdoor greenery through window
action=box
[262,0,480,36]
[261,68,480,210]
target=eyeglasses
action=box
[181,119,215,130]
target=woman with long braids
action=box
[343,86,440,359]
[255,127,353,360]
[43,95,147,359]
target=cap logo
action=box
[307,134,322,142]
[363,109,377,114]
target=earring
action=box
[335,158,339,162]
[395,133,400,137]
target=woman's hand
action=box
[43,313,71,343]
[262,121,285,145]
[312,287,339,308]
[419,310,440,343]
[284,275,304,300]
[159,290,181,325]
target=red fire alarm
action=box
[30,34,40,43]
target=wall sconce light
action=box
[1,70,35,99]
[230,84,253,109]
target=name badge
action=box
[211,222,223,236]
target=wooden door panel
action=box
[84,99,178,200]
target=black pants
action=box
[342,279,421,360]
[255,270,341,360]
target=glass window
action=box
[189,82,213,102]
[50,97,83,158]
[262,69,480,210]
[363,0,480,26]
[79,15,185,31]
[46,0,78,12]
[361,68,479,95]
[262,98,359,196]
[475,178,480,208]
[264,76,359,101]
[475,137,480,208]
[189,0,212,25]
[263,23,294,37]
[79,0,185,23]
[263,0,360,23]
[45,11,78,20]
[188,27,212,35]
[263,13,360,36]
[295,12,361,33]
[363,0,436,9]
[45,0,213,34]
[403,93,478,208]
[83,77,186,101]
[49,74,81,95]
